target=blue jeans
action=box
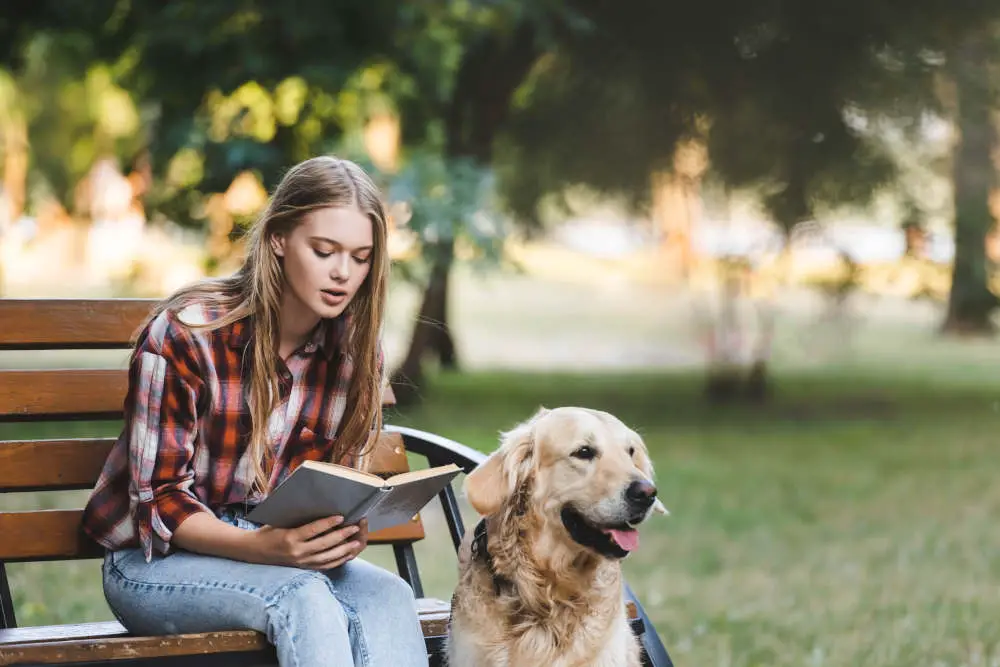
[101,508,429,667]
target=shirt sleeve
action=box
[126,311,212,562]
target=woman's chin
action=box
[312,304,345,320]
[312,297,351,320]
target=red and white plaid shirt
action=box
[81,303,381,562]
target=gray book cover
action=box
[246,460,461,532]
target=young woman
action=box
[81,156,429,667]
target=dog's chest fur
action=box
[448,519,642,667]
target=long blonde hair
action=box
[137,156,389,494]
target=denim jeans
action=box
[101,507,429,667]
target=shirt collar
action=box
[226,313,350,361]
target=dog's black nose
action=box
[626,480,657,509]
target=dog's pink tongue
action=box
[605,528,640,552]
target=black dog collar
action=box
[470,518,515,596]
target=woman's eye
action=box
[572,445,597,461]
[313,249,332,259]
[352,256,370,265]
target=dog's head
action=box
[464,406,667,559]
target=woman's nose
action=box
[330,253,350,280]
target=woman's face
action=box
[271,205,374,323]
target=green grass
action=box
[5,369,1000,666]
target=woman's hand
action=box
[250,515,368,570]
[351,518,369,558]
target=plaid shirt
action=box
[81,303,380,562]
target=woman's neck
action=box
[277,294,320,360]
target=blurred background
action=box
[2,1,1000,665]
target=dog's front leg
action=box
[586,621,643,667]
[446,631,508,667]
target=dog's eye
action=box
[628,446,636,457]
[572,445,597,460]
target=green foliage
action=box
[496,1,1000,231]
[351,149,510,283]
[3,33,145,213]
[4,0,1000,249]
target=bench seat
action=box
[0,600,641,665]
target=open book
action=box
[246,460,462,533]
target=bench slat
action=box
[0,370,127,422]
[0,508,425,562]
[0,370,397,422]
[0,299,156,351]
[0,602,638,665]
[0,439,115,492]
[0,510,103,561]
[0,621,130,645]
[0,631,271,665]
[0,598,453,645]
[363,432,410,476]
[0,433,411,493]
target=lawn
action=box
[4,368,1000,667]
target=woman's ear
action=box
[464,421,534,516]
[270,231,287,258]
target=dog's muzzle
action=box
[625,479,657,520]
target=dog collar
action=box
[471,518,515,596]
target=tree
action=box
[7,0,1000,373]
[939,26,1000,333]
[480,0,1000,399]
[383,6,548,402]
[0,0,551,398]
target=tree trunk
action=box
[942,29,1000,335]
[432,268,458,369]
[391,21,540,404]
[391,245,456,406]
[419,246,458,371]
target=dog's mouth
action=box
[560,506,641,559]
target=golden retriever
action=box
[446,406,667,667]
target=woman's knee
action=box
[267,572,348,639]
[361,565,417,608]
[358,567,422,631]
[345,566,427,665]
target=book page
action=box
[386,463,462,486]
[302,460,386,487]
[365,467,462,533]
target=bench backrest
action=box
[0,298,424,566]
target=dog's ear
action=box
[464,451,508,516]
[464,419,535,516]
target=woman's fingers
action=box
[303,540,361,569]
[321,553,356,570]
[294,515,344,540]
[299,524,361,556]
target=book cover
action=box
[246,460,462,532]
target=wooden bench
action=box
[0,298,665,667]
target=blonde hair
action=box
[137,156,389,494]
